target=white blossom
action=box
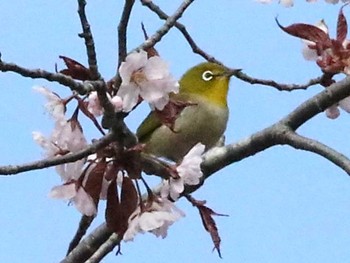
[33,86,65,122]
[87,91,123,117]
[49,182,97,216]
[160,143,205,200]
[256,0,349,6]
[117,50,179,112]
[123,198,185,241]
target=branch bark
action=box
[77,0,100,80]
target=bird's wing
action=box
[136,111,162,143]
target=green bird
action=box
[137,62,234,162]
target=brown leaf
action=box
[84,160,107,206]
[155,99,195,132]
[105,179,124,235]
[105,176,139,238]
[59,56,92,81]
[104,163,119,181]
[121,176,138,222]
[188,196,228,258]
[276,18,331,45]
[337,5,348,43]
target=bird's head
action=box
[179,62,235,107]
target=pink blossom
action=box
[160,143,205,200]
[298,18,350,119]
[123,198,185,241]
[49,182,97,216]
[87,91,123,117]
[117,50,179,112]
[33,86,65,122]
[257,0,348,6]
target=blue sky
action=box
[1,1,350,262]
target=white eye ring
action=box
[202,70,214,81]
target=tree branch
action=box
[137,0,195,52]
[61,223,113,263]
[85,233,120,263]
[235,71,323,91]
[0,132,115,176]
[77,0,100,80]
[140,0,220,63]
[66,215,95,255]
[0,58,89,95]
[281,130,350,174]
[118,0,135,68]
[141,0,322,92]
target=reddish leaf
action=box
[105,176,139,238]
[337,5,348,43]
[198,206,223,258]
[276,18,331,45]
[105,179,124,235]
[120,176,138,221]
[188,196,228,258]
[59,56,92,81]
[84,160,107,206]
[155,99,195,132]
[104,163,119,181]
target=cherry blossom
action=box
[49,182,97,216]
[33,86,97,214]
[257,0,348,6]
[33,86,65,122]
[87,91,123,117]
[33,119,88,180]
[123,198,185,241]
[160,143,205,200]
[117,50,179,112]
[278,9,350,119]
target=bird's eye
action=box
[202,70,214,81]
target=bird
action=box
[137,62,234,162]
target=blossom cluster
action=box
[32,86,96,215]
[33,50,204,242]
[278,7,350,118]
[257,0,349,7]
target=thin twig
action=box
[113,0,136,93]
[77,0,100,80]
[118,0,136,68]
[0,133,115,175]
[137,0,195,52]
[67,215,95,255]
[235,71,322,91]
[141,0,322,92]
[0,59,89,95]
[282,130,350,174]
[140,0,220,64]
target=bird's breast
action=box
[145,99,229,161]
